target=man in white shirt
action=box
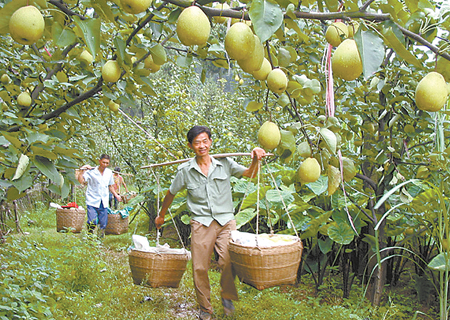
[77,154,121,237]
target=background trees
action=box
[1,0,450,312]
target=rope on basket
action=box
[149,167,187,251]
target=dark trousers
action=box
[86,201,108,232]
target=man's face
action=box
[189,132,212,157]
[99,158,110,170]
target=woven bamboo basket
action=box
[105,213,128,235]
[56,208,85,233]
[229,238,303,290]
[128,249,190,288]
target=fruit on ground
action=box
[121,0,152,14]
[225,22,255,60]
[415,71,448,112]
[102,60,121,83]
[176,6,211,46]
[144,55,161,72]
[108,100,120,112]
[332,39,362,81]
[252,58,271,81]
[17,92,32,107]
[237,35,264,73]
[1,74,11,84]
[298,157,321,183]
[267,69,288,94]
[9,6,45,45]
[258,121,281,150]
[325,22,348,47]
[79,50,94,65]
[213,3,230,24]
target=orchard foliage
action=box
[0,0,450,309]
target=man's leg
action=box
[215,220,238,302]
[97,201,108,236]
[191,220,217,314]
[86,205,98,234]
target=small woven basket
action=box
[56,208,85,233]
[128,249,190,288]
[105,213,128,235]
[229,238,303,290]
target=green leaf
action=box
[114,37,127,65]
[150,44,167,65]
[33,156,63,187]
[236,208,257,229]
[51,22,76,47]
[249,0,284,43]
[354,30,385,80]
[318,237,333,254]
[428,253,450,272]
[6,186,25,201]
[301,210,332,239]
[12,154,29,181]
[11,173,33,193]
[381,26,421,69]
[73,16,101,60]
[91,0,116,22]
[307,175,328,196]
[139,76,157,96]
[246,101,263,112]
[320,127,337,155]
[328,222,354,245]
[26,131,50,145]
[176,55,193,68]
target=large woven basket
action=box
[105,213,128,235]
[128,249,190,288]
[229,238,303,290]
[56,208,85,233]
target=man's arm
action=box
[109,185,122,202]
[242,147,267,178]
[76,165,93,184]
[155,190,176,229]
[120,176,129,193]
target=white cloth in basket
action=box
[230,230,298,247]
[131,235,191,258]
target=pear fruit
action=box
[332,39,362,81]
[17,92,32,107]
[298,157,321,183]
[79,50,94,65]
[415,72,448,112]
[252,58,271,81]
[144,54,161,73]
[237,35,264,73]
[267,69,288,94]
[325,22,348,47]
[213,2,230,24]
[9,5,45,45]
[1,74,11,84]
[176,6,211,47]
[120,0,152,14]
[258,121,281,150]
[225,22,255,60]
[108,100,120,112]
[102,60,121,83]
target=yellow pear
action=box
[257,121,281,150]
[325,22,348,47]
[17,92,31,107]
[225,22,255,60]
[9,6,45,45]
[102,60,121,83]
[332,39,362,81]
[144,54,161,73]
[213,2,230,24]
[1,74,11,84]
[267,69,288,94]
[415,71,448,112]
[120,0,152,14]
[252,58,271,81]
[108,100,120,112]
[237,35,264,73]
[79,50,94,65]
[176,6,211,46]
[298,158,321,183]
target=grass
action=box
[0,203,440,320]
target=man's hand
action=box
[80,164,94,170]
[251,147,267,161]
[115,194,122,202]
[155,215,165,229]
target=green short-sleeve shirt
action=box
[169,156,246,227]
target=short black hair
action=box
[114,167,120,172]
[100,154,110,160]
[187,126,211,144]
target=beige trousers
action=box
[190,219,238,314]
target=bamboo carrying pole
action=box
[141,153,274,169]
